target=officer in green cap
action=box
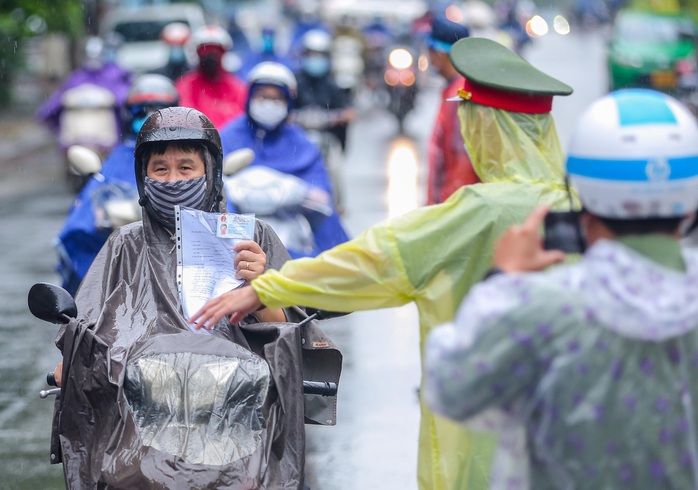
[190,37,575,490]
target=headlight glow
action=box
[526,15,549,38]
[418,54,429,72]
[553,15,570,35]
[389,48,413,70]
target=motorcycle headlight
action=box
[389,48,413,70]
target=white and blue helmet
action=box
[566,89,698,218]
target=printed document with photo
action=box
[175,205,256,333]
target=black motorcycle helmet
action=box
[125,74,180,138]
[134,107,224,228]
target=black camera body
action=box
[543,211,586,254]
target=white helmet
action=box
[192,25,233,51]
[247,61,298,97]
[566,89,698,218]
[161,22,191,46]
[302,29,332,53]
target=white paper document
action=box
[175,206,256,333]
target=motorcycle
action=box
[383,44,419,133]
[55,144,140,296]
[30,282,342,489]
[66,145,141,229]
[57,84,122,192]
[222,149,335,259]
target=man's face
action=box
[197,44,224,77]
[146,145,205,182]
[427,48,449,79]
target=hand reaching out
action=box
[189,285,264,329]
[494,205,566,273]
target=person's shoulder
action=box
[111,221,144,242]
[220,114,249,137]
[284,123,317,145]
[174,69,197,84]
[223,72,247,88]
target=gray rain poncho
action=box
[425,238,698,489]
[50,107,341,489]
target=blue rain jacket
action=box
[220,114,349,258]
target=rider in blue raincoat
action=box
[55,75,179,294]
[220,62,349,258]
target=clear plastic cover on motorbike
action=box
[224,166,333,255]
[225,166,331,216]
[125,351,269,466]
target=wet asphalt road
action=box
[0,129,70,489]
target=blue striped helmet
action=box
[566,89,698,218]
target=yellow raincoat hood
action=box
[459,101,567,187]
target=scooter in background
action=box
[58,85,121,191]
[55,145,140,295]
[35,35,131,192]
[66,145,141,229]
[383,44,420,134]
[222,149,334,258]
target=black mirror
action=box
[28,283,77,324]
[305,307,351,321]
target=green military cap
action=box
[448,37,573,113]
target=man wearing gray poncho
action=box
[50,107,341,489]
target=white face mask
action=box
[248,100,288,129]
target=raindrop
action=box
[26,15,47,35]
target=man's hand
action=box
[233,240,267,283]
[494,205,566,273]
[189,285,263,329]
[54,361,63,388]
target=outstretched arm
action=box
[191,218,415,327]
[190,285,263,327]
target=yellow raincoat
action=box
[252,102,575,489]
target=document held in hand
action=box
[175,205,256,332]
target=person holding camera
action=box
[424,88,698,489]
[190,37,573,489]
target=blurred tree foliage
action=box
[0,0,84,106]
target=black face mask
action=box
[200,55,220,78]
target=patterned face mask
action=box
[143,175,207,224]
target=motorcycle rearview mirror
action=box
[28,283,78,324]
[223,148,255,176]
[67,145,102,176]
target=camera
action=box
[543,211,586,254]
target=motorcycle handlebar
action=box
[40,380,336,398]
[302,380,338,397]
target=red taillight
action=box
[384,69,400,86]
[399,70,415,86]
